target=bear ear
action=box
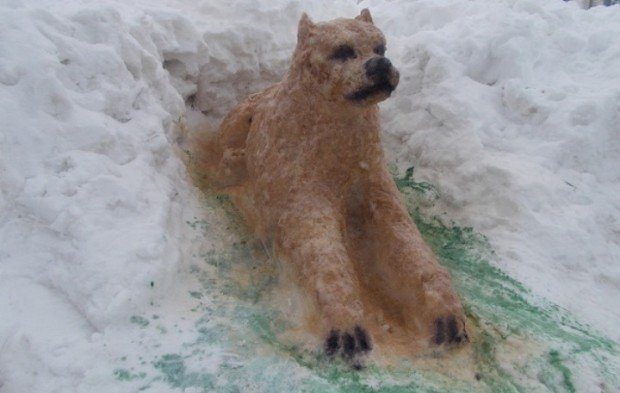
[356,8,374,24]
[297,12,315,44]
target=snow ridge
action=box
[1,0,619,391]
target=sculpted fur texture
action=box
[189,9,468,367]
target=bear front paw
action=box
[432,315,468,346]
[324,325,372,370]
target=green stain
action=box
[548,350,576,393]
[394,168,619,392]
[469,329,521,392]
[415,212,602,343]
[153,354,215,390]
[130,315,150,328]
[393,166,436,196]
[114,368,146,381]
[153,354,185,386]
[187,218,209,231]
[118,167,619,392]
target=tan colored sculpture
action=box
[189,9,468,367]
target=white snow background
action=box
[0,0,618,391]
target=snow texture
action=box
[0,0,618,392]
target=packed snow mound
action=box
[0,0,618,392]
[372,0,620,341]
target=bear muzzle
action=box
[347,56,400,102]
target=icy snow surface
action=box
[0,0,618,392]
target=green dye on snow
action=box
[186,218,209,231]
[394,166,436,196]
[396,168,618,392]
[547,350,576,393]
[153,353,215,390]
[121,167,618,392]
[114,368,146,381]
[130,315,150,328]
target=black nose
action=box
[365,56,392,82]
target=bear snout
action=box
[365,56,393,82]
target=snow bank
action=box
[372,0,620,342]
[0,2,191,391]
[0,0,618,391]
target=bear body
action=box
[191,9,467,367]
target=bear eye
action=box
[331,45,356,61]
[374,44,386,56]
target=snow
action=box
[374,0,620,343]
[0,0,618,392]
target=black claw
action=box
[325,330,340,357]
[342,332,356,359]
[434,318,445,345]
[325,326,373,369]
[447,316,458,343]
[433,316,468,346]
[354,325,372,352]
